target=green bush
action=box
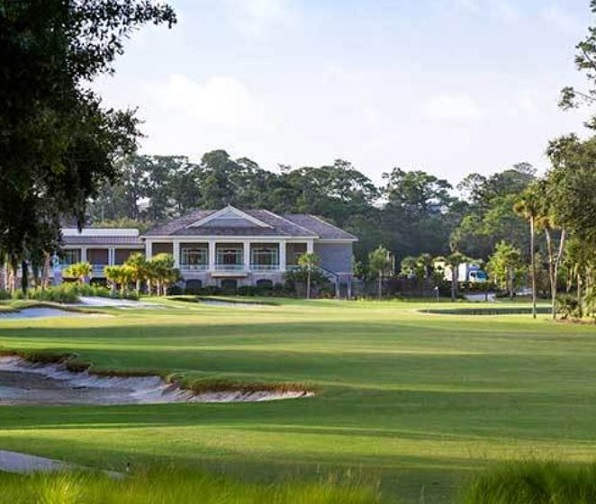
[0,289,10,300]
[167,285,184,296]
[557,294,583,319]
[25,284,80,303]
[12,283,139,304]
[459,460,596,504]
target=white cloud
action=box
[488,0,521,24]
[540,4,582,35]
[150,74,269,130]
[454,0,480,12]
[223,0,292,38]
[424,94,483,121]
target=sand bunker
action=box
[77,296,164,309]
[0,357,311,406]
[0,308,92,320]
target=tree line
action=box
[87,151,537,266]
[3,0,596,318]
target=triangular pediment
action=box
[187,206,272,229]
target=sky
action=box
[94,0,594,185]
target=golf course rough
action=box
[0,296,594,503]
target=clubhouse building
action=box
[60,206,357,293]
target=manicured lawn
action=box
[0,298,595,503]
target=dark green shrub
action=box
[557,294,582,319]
[167,285,184,296]
[199,286,222,296]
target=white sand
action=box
[0,357,312,406]
[0,450,72,473]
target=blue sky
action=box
[95,0,593,184]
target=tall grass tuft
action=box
[459,460,596,504]
[0,467,382,504]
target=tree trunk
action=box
[0,262,6,292]
[378,273,382,300]
[545,229,556,319]
[42,253,50,289]
[507,266,514,301]
[306,268,311,300]
[21,261,28,295]
[545,227,567,319]
[530,218,537,319]
[10,256,18,294]
[451,269,456,302]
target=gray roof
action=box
[63,236,144,246]
[282,214,357,241]
[143,208,357,241]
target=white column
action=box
[81,247,87,263]
[109,247,115,265]
[173,241,180,268]
[145,240,152,260]
[208,240,216,271]
[279,241,286,272]
[243,241,251,271]
[306,240,314,254]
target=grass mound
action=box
[459,461,596,504]
[0,468,381,504]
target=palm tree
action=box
[63,261,92,284]
[436,252,468,302]
[125,252,148,295]
[368,246,393,300]
[297,252,320,299]
[104,265,133,295]
[514,183,543,319]
[148,253,177,296]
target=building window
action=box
[251,248,279,270]
[62,249,81,265]
[181,248,207,269]
[217,248,242,266]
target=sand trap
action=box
[0,450,73,473]
[0,357,311,406]
[77,296,163,309]
[0,308,90,320]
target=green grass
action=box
[0,297,595,503]
[458,460,596,503]
[0,467,380,504]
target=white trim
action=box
[173,241,180,268]
[315,239,358,244]
[208,239,216,271]
[62,228,139,237]
[62,245,144,249]
[142,235,316,241]
[279,240,287,272]
[187,206,273,229]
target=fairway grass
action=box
[0,298,595,503]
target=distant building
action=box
[61,206,357,293]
